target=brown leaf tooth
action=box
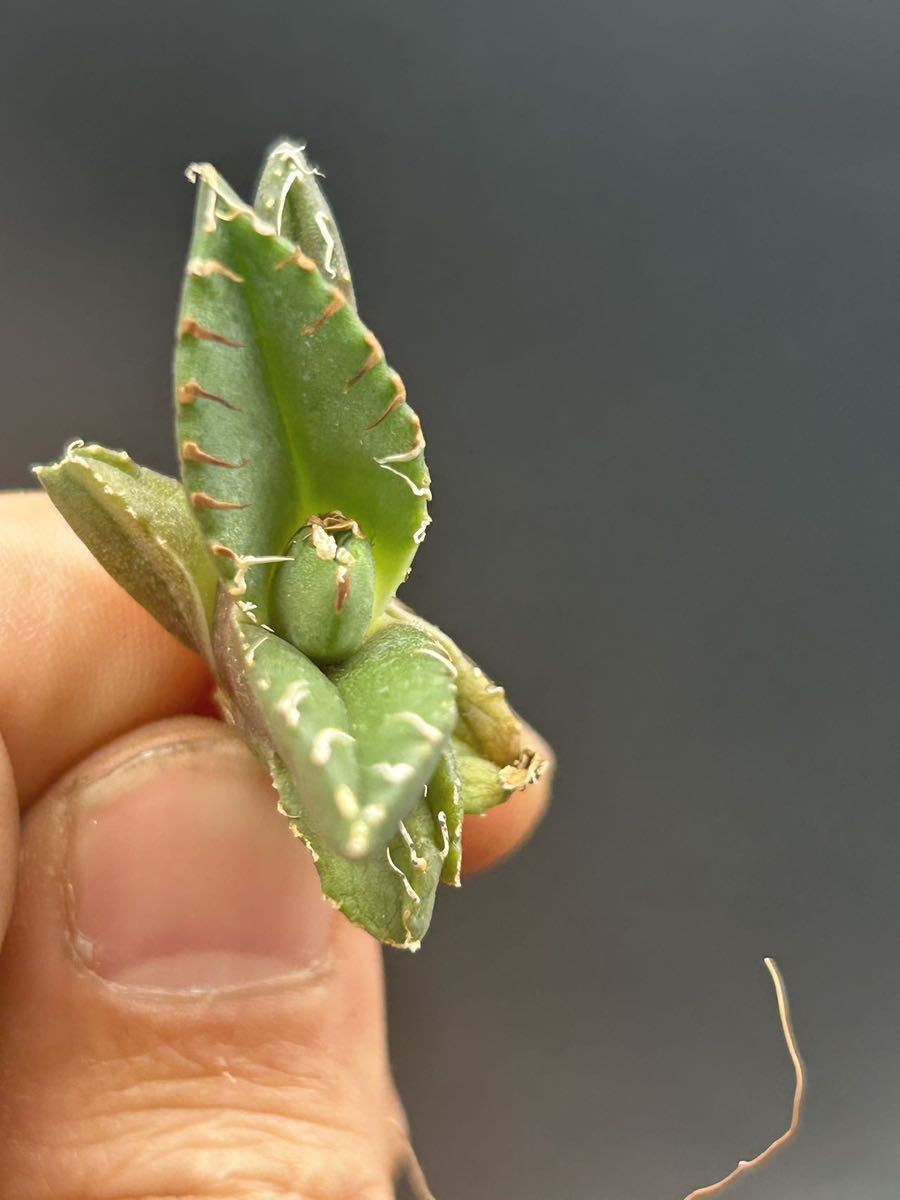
[345,331,385,391]
[303,287,346,336]
[366,373,407,429]
[181,441,247,469]
[178,380,238,410]
[190,491,249,511]
[275,246,317,272]
[187,258,244,283]
[178,318,243,348]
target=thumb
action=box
[0,718,406,1200]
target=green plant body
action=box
[36,140,546,949]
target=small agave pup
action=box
[36,140,548,949]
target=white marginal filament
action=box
[436,810,450,861]
[244,636,266,666]
[398,821,427,871]
[376,461,433,499]
[314,210,337,277]
[375,442,424,465]
[228,553,292,596]
[272,141,326,233]
[275,168,303,237]
[272,141,323,178]
[386,848,419,903]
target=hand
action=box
[0,493,552,1200]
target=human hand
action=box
[0,492,552,1200]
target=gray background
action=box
[2,2,898,1197]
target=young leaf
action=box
[253,140,355,306]
[175,164,430,616]
[270,522,375,664]
[35,443,217,660]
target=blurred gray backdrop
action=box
[3,2,899,1197]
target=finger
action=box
[461,725,554,877]
[0,738,17,939]
[0,717,405,1199]
[0,492,211,802]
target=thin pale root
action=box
[681,957,806,1200]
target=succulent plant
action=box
[36,140,547,949]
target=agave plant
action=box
[36,141,546,949]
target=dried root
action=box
[682,958,805,1200]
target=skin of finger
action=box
[0,717,406,1200]
[0,493,211,804]
[461,727,554,877]
[0,738,17,941]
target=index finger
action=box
[1,492,211,804]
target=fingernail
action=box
[66,738,333,991]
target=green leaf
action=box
[233,619,360,852]
[235,619,456,859]
[383,599,524,764]
[253,140,355,306]
[35,444,217,660]
[381,599,549,815]
[428,744,464,886]
[174,164,430,617]
[330,623,458,851]
[271,759,445,950]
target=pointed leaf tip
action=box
[254,139,356,306]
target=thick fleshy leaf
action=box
[174,164,430,616]
[271,759,444,949]
[428,744,464,886]
[330,623,458,853]
[235,619,456,859]
[381,599,549,815]
[383,599,522,765]
[233,620,361,852]
[253,140,355,306]
[35,444,217,660]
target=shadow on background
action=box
[3,3,899,1196]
